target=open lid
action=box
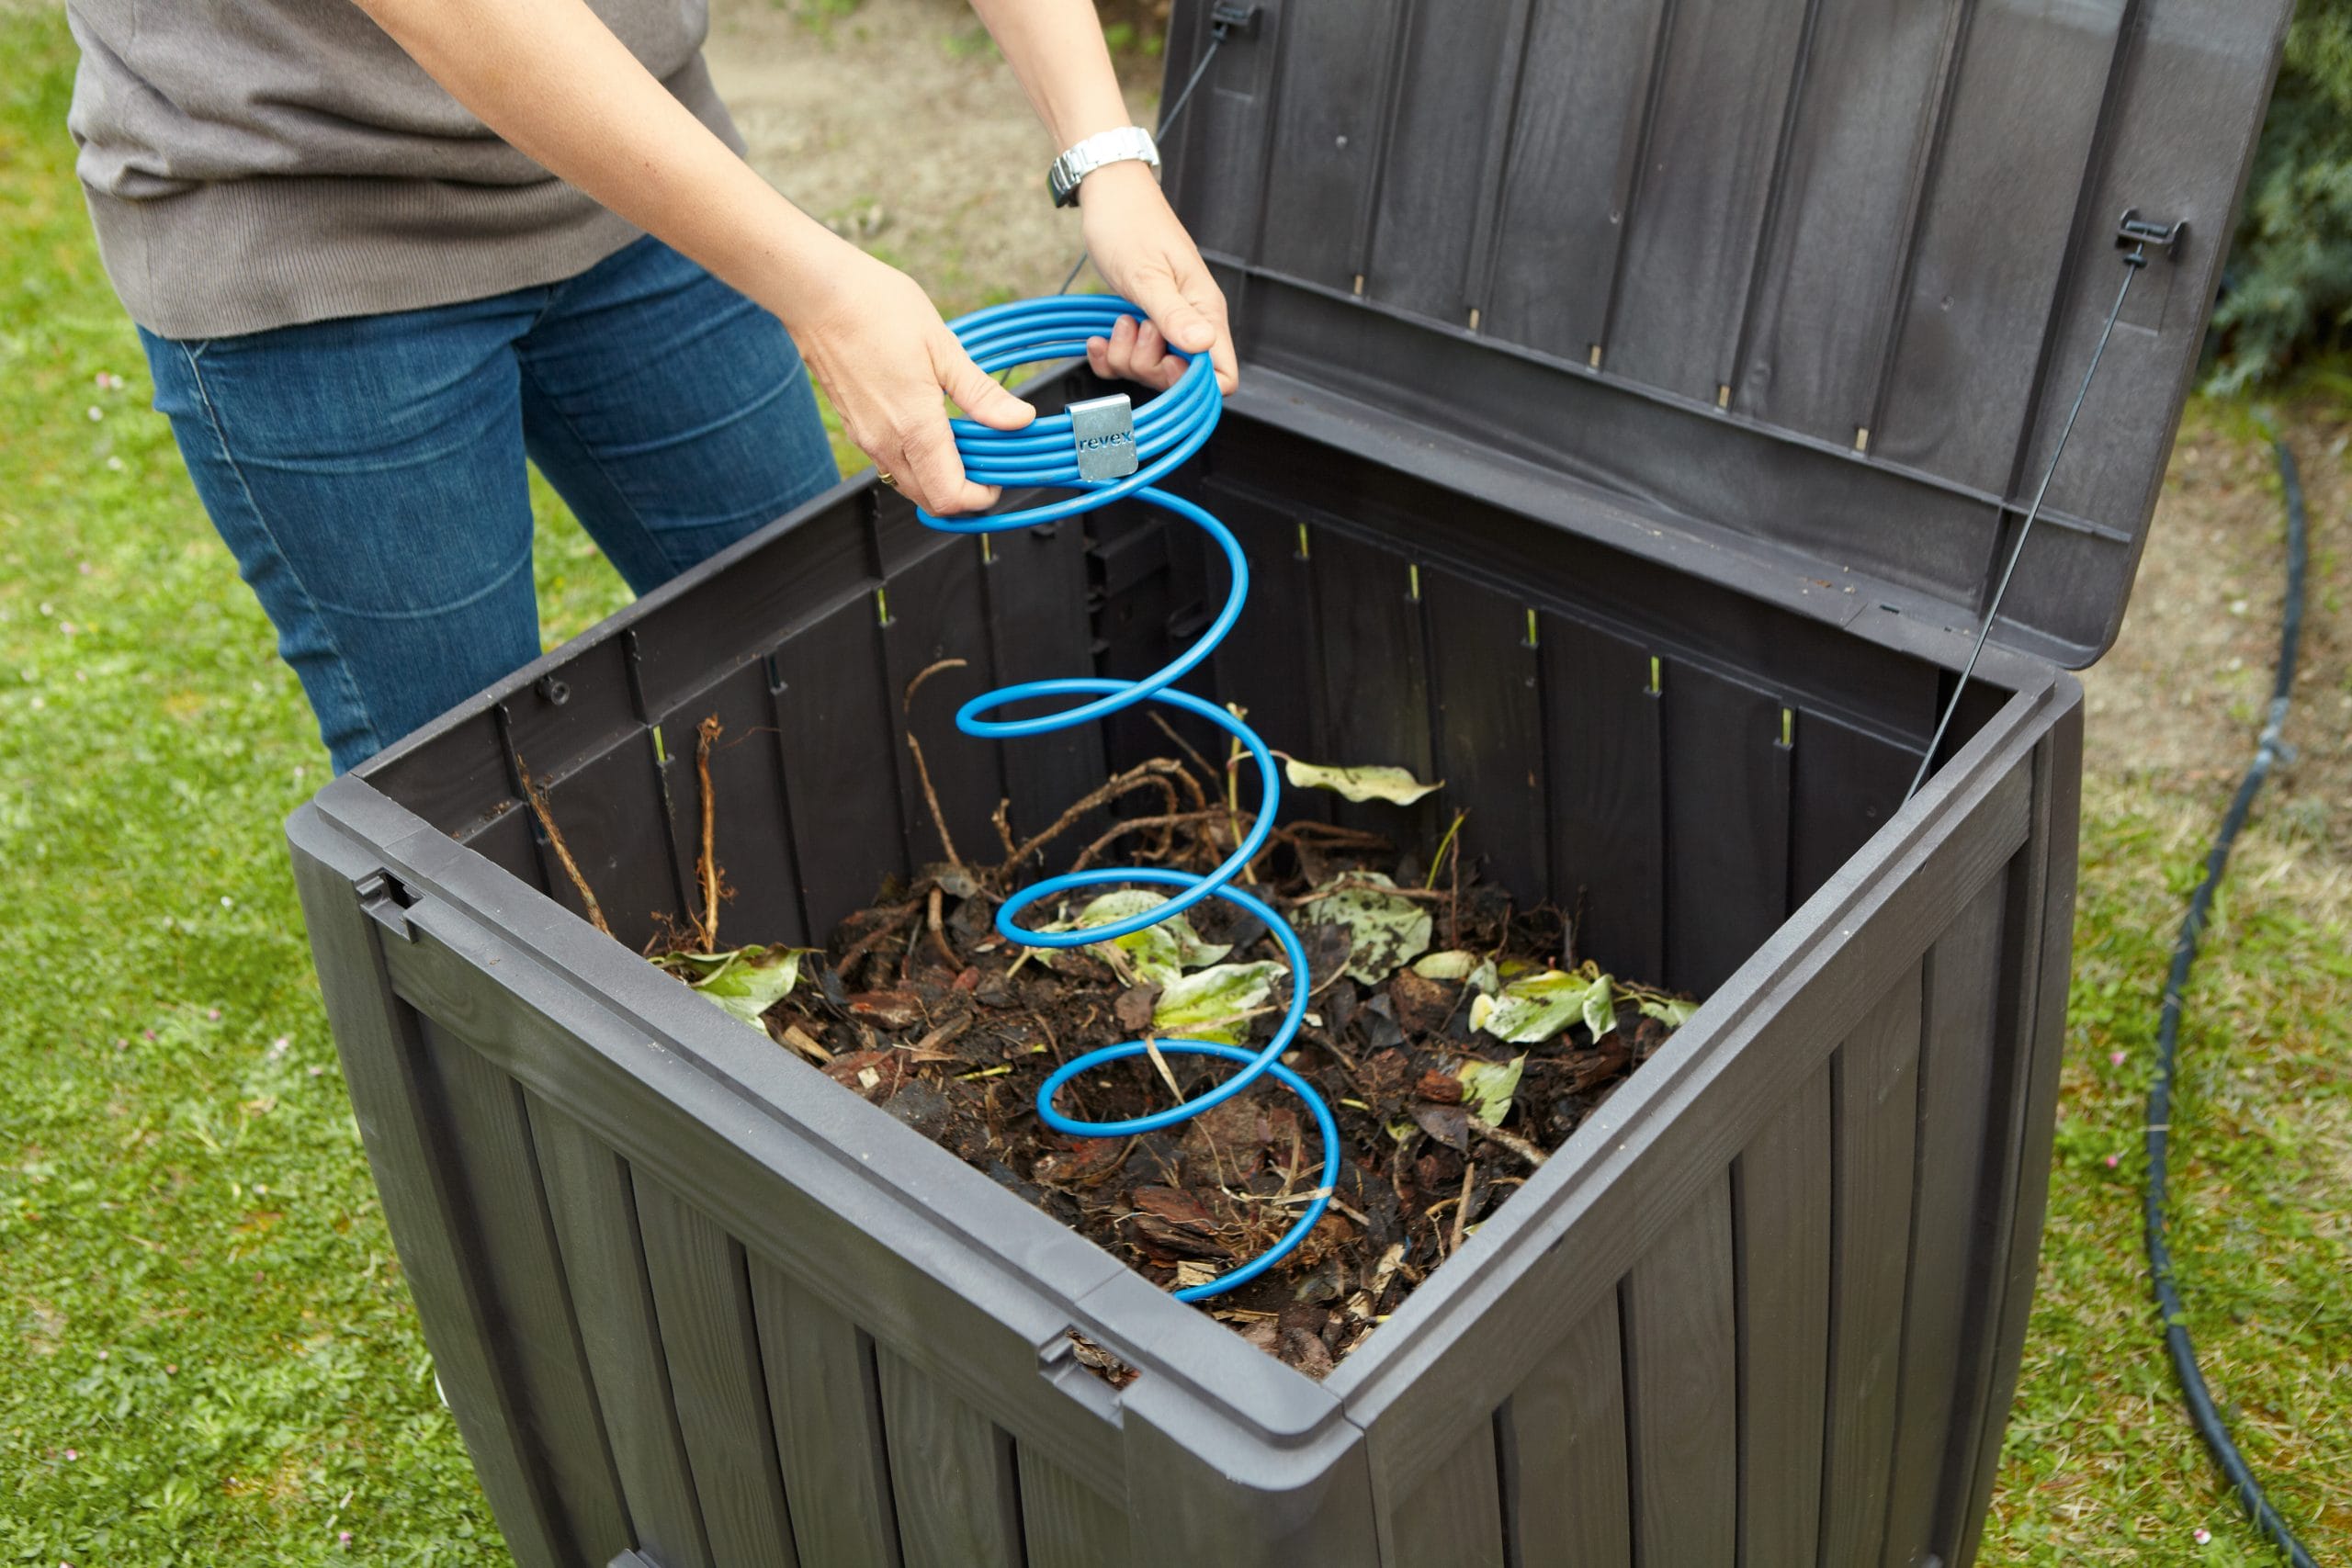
[1159,0,2290,667]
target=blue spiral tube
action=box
[915,296,1336,1303]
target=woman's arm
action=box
[354,0,1033,515]
[967,0,1239,394]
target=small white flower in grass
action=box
[307,1065,324,1077]
[2109,1050,2126,1066]
[220,895,234,908]
[86,406,102,422]
[62,1449,77,1461]
[338,1531,353,1548]
[269,1036,291,1057]
[105,457,124,473]
[2193,1528,2211,1546]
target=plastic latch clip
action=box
[356,870,419,942]
[1069,392,1137,482]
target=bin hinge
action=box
[356,870,420,943]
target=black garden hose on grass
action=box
[2141,430,2320,1568]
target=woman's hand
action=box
[1077,162,1238,395]
[787,242,1036,516]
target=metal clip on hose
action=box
[915,295,1336,1303]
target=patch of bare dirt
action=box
[2083,399,2352,852]
[706,0,1166,317]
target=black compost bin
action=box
[288,4,2290,1564]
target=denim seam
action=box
[515,353,676,563]
[177,343,385,759]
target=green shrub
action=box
[2211,2,2352,391]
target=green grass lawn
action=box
[2,8,2344,1562]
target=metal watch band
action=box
[1047,126,1161,209]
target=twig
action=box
[1000,758,1193,871]
[1449,1162,1476,1256]
[926,884,960,969]
[905,732,964,870]
[1148,710,1222,795]
[515,756,613,939]
[903,656,967,713]
[1469,1120,1548,1169]
[991,797,1020,860]
[1289,877,1458,906]
[693,716,726,953]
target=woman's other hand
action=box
[791,243,1035,516]
[1078,162,1238,395]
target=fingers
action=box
[937,337,1037,433]
[1125,267,1237,394]
[887,411,998,517]
[1087,315,1192,393]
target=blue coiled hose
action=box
[915,295,1337,1303]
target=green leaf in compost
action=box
[1282,759,1444,806]
[1456,1055,1526,1125]
[1470,969,1596,1043]
[1582,973,1618,1041]
[1042,889,1232,985]
[1152,960,1289,1045]
[1311,873,1434,983]
[657,944,815,1028]
[1411,949,1479,980]
[1639,996,1697,1028]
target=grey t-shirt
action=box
[67,0,744,339]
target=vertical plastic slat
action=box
[1363,0,1519,321]
[1498,1294,1633,1568]
[1789,707,1922,912]
[531,739,686,953]
[881,537,1007,869]
[1386,1418,1507,1568]
[525,1095,718,1568]
[288,851,575,1568]
[746,1260,906,1568]
[1733,1062,1832,1568]
[633,1181,801,1568]
[1818,963,1927,1567]
[1019,1446,1130,1568]
[1660,663,1792,996]
[1539,615,1663,979]
[1423,568,1546,905]
[1310,529,1435,839]
[1602,0,1815,403]
[774,591,909,934]
[1880,878,2005,1567]
[1201,484,1331,821]
[658,660,809,947]
[1621,1174,1738,1566]
[413,1017,635,1564]
[1255,0,1400,288]
[1736,0,1966,438]
[876,1346,1024,1568]
[1482,0,1671,360]
[982,520,1106,845]
[1871,0,2126,492]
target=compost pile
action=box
[626,741,1691,1379]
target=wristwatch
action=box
[1048,126,1161,209]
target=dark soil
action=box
[672,757,1684,1377]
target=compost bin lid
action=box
[1157,0,2290,668]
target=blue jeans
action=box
[141,235,838,773]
